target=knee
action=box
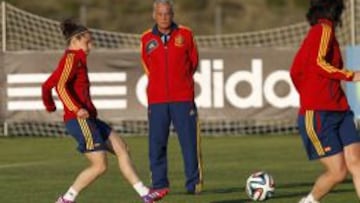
[346,156,360,173]
[328,167,347,183]
[92,163,107,175]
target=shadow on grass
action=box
[210,199,250,203]
[209,179,354,203]
[171,186,245,196]
[276,179,352,189]
[204,187,245,194]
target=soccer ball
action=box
[245,171,275,201]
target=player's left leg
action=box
[94,119,168,202]
[107,131,168,202]
[339,110,360,198]
[170,101,203,194]
[107,131,142,184]
[297,110,350,202]
[310,153,348,200]
[344,143,360,198]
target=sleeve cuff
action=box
[46,106,56,112]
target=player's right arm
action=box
[140,32,151,76]
[42,71,58,112]
[290,49,304,93]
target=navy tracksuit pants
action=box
[148,101,203,192]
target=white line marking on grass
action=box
[0,161,53,169]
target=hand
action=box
[77,108,89,119]
[353,71,360,82]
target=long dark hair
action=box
[306,0,345,26]
[60,19,89,42]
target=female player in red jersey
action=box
[42,19,168,203]
[290,0,360,202]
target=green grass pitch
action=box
[0,135,358,203]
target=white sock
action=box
[63,187,78,201]
[306,193,319,203]
[133,182,150,197]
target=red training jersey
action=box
[42,49,97,122]
[141,23,199,104]
[290,19,354,114]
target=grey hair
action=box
[153,0,174,13]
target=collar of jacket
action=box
[152,22,178,36]
[317,18,334,27]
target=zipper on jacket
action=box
[164,46,170,100]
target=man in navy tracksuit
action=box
[140,0,203,194]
